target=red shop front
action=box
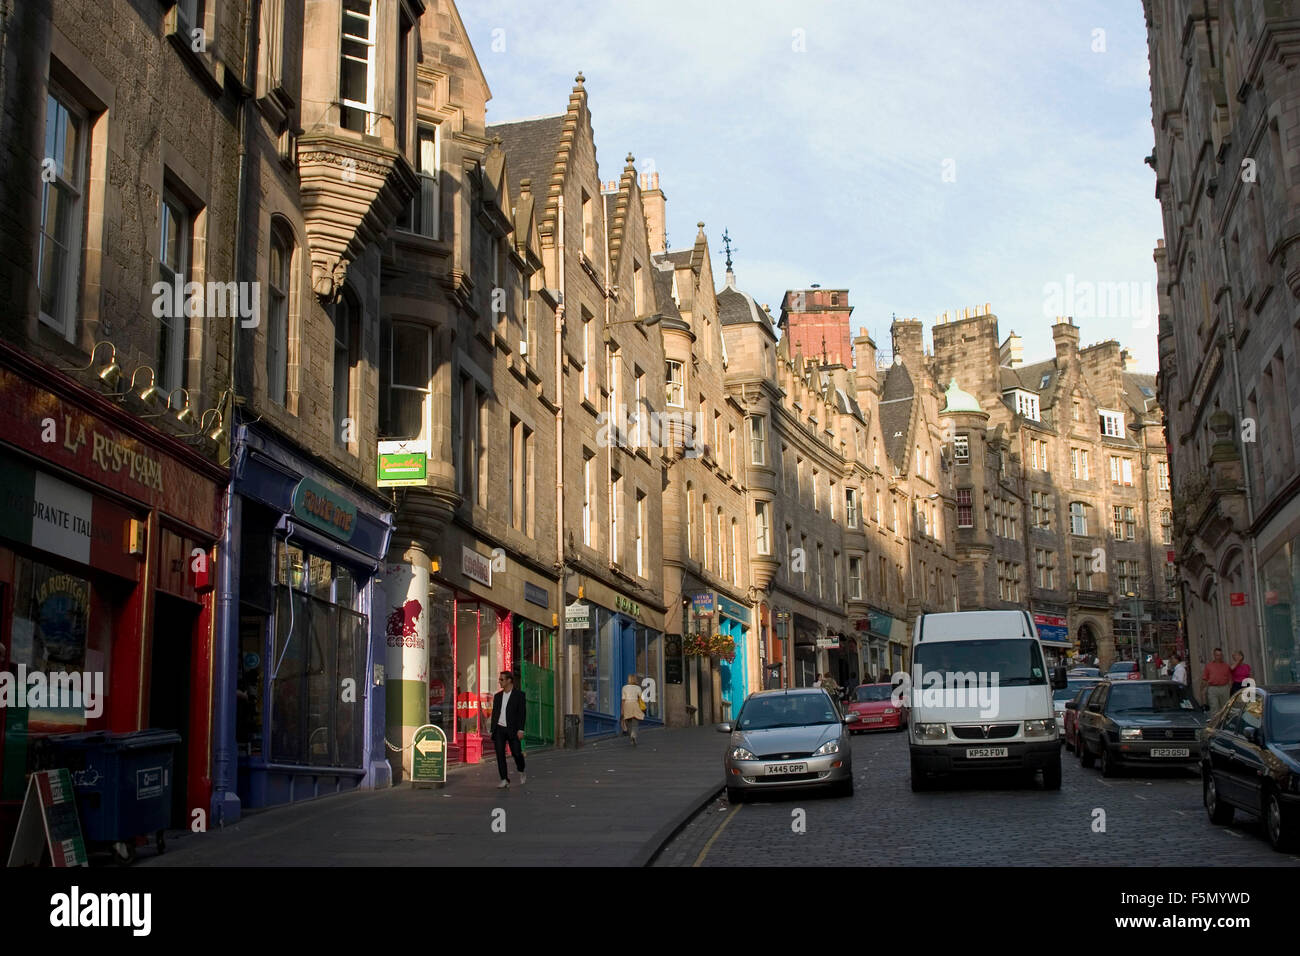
[0,346,225,846]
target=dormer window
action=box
[1099,409,1125,439]
[1005,388,1039,421]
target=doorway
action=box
[150,592,198,828]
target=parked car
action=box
[1068,667,1101,678]
[908,610,1066,792]
[846,683,907,733]
[1062,686,1092,753]
[1053,679,1100,746]
[1107,661,1141,681]
[1201,685,1300,851]
[1077,680,1206,776]
[719,688,857,802]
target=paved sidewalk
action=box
[144,726,724,867]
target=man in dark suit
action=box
[490,670,527,788]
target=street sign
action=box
[1230,592,1247,607]
[816,638,840,649]
[411,724,447,786]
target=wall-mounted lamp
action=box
[121,366,162,406]
[61,341,120,387]
[194,408,225,443]
[143,387,195,425]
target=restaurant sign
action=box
[291,478,357,542]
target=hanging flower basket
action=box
[683,631,736,662]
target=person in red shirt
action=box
[1230,651,1252,693]
[1201,647,1233,714]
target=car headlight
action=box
[1024,719,1055,737]
[729,747,757,761]
[1119,728,1142,740]
[915,722,947,740]
[814,740,840,756]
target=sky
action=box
[459,0,1165,372]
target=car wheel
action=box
[1065,734,1075,754]
[910,758,933,792]
[1265,790,1296,851]
[1042,756,1062,790]
[1100,744,1119,778]
[1080,738,1096,768]
[1203,769,1233,825]
[726,786,746,804]
[836,777,855,798]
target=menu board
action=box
[6,769,88,867]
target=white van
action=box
[907,610,1067,791]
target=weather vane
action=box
[722,229,735,271]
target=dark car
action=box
[1201,685,1300,851]
[1062,685,1094,754]
[1077,680,1206,777]
[1053,678,1100,746]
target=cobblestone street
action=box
[655,729,1300,867]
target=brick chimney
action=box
[640,171,666,255]
[1052,316,1079,368]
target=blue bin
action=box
[41,729,180,844]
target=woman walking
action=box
[620,674,645,745]
[1230,652,1252,693]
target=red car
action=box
[1062,685,1093,753]
[1107,661,1142,681]
[846,683,907,733]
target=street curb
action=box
[634,778,724,868]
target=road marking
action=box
[1134,794,1147,801]
[694,801,743,868]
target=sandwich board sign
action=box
[6,769,88,867]
[411,724,447,787]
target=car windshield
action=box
[1108,662,1137,673]
[1107,683,1196,713]
[737,694,838,730]
[912,639,1047,687]
[1268,695,1300,745]
[855,685,893,702]
[1054,680,1098,701]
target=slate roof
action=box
[650,257,683,322]
[485,115,565,208]
[879,363,915,468]
[999,359,1059,400]
[717,283,774,332]
[1122,371,1161,417]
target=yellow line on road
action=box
[693,800,742,867]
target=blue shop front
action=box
[715,595,752,721]
[213,423,393,819]
[577,580,665,739]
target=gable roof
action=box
[485,115,565,211]
[879,363,915,468]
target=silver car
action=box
[718,688,857,802]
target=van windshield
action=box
[912,639,1047,687]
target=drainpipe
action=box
[210,0,259,828]
[1217,239,1268,672]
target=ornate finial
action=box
[575,71,585,85]
[626,152,635,165]
[492,134,502,147]
[822,335,829,365]
[721,228,735,272]
[697,221,705,230]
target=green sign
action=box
[412,723,447,785]
[616,595,641,618]
[378,450,427,487]
[291,478,357,542]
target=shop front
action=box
[1260,525,1300,684]
[715,594,752,721]
[421,539,558,766]
[792,613,820,688]
[855,609,893,683]
[224,423,393,810]
[576,583,664,739]
[1032,608,1072,666]
[0,348,224,842]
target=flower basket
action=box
[683,630,736,662]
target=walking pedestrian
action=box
[1171,654,1188,686]
[490,670,526,789]
[620,673,645,745]
[1201,648,1233,715]
[1230,651,1252,693]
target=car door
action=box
[1235,696,1269,815]
[1081,684,1107,752]
[1207,696,1247,806]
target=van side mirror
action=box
[1243,726,1258,744]
[1051,665,1068,690]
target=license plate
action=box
[864,717,883,723]
[764,762,808,775]
[1150,748,1189,758]
[966,747,1009,759]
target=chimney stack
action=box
[1000,331,1023,367]
[1052,316,1080,368]
[640,171,667,255]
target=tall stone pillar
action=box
[382,544,430,783]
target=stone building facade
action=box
[931,308,1177,668]
[1146,0,1300,685]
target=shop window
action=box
[268,540,367,767]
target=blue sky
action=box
[461,0,1164,371]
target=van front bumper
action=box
[910,739,1059,773]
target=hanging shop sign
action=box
[462,546,493,588]
[377,440,428,487]
[565,601,590,630]
[692,593,715,617]
[291,478,357,542]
